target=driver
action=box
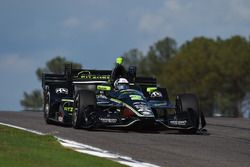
[114,78,129,90]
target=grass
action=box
[0,125,127,167]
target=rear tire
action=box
[43,92,54,124]
[72,90,96,129]
[176,93,200,134]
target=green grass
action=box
[0,125,127,167]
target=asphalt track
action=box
[0,111,249,167]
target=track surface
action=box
[0,111,249,167]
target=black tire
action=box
[176,93,200,134]
[43,92,54,124]
[72,90,96,129]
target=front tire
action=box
[72,90,96,129]
[176,93,200,134]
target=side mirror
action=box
[97,85,111,91]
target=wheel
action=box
[43,92,53,124]
[72,90,96,129]
[176,93,200,134]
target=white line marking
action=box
[0,122,44,135]
[0,122,161,167]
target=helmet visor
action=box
[117,84,129,90]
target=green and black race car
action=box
[42,58,206,133]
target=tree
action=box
[20,90,43,110]
[159,36,250,117]
[213,36,250,116]
[160,37,218,116]
[120,35,250,117]
[36,56,82,81]
[121,48,145,76]
[143,37,177,78]
[20,56,82,110]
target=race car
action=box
[42,58,206,133]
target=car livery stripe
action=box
[61,99,74,102]
[110,98,149,117]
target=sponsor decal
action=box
[56,88,68,94]
[152,102,167,107]
[63,101,74,112]
[133,102,146,105]
[134,104,154,117]
[150,91,163,98]
[146,87,157,93]
[134,104,152,112]
[77,71,110,80]
[97,85,111,91]
[61,99,74,102]
[99,118,117,123]
[64,107,74,112]
[58,116,64,122]
[97,94,108,99]
[169,120,187,126]
[142,111,153,115]
[129,95,143,101]
[80,75,110,80]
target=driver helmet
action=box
[114,78,129,90]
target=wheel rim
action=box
[44,103,49,119]
[44,93,50,119]
[72,96,79,126]
[72,110,77,126]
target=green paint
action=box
[146,87,157,93]
[129,95,143,101]
[64,107,74,112]
[97,85,111,91]
[61,99,74,102]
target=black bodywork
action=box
[42,65,206,133]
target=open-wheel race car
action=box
[42,58,206,133]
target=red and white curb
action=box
[0,122,161,167]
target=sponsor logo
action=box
[129,95,143,101]
[58,116,64,122]
[77,71,110,80]
[99,118,117,123]
[56,88,68,94]
[64,107,74,112]
[169,120,187,126]
[150,91,163,98]
[80,75,110,80]
[142,111,152,115]
[134,104,152,112]
[133,102,146,105]
[153,102,167,106]
[97,94,108,99]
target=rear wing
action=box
[42,64,112,88]
[70,69,112,84]
[42,64,157,88]
[42,73,67,89]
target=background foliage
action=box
[122,35,250,117]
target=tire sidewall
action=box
[177,93,200,133]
